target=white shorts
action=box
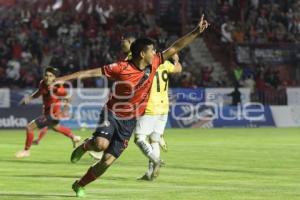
[134,114,168,136]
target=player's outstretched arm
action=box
[19,89,41,105]
[55,68,103,82]
[162,14,209,61]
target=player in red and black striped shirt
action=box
[15,67,81,158]
[56,15,209,197]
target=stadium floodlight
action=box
[52,0,63,10]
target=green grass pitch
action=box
[0,128,300,200]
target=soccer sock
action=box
[146,161,154,177]
[151,142,160,158]
[77,157,112,187]
[135,138,159,163]
[77,167,98,187]
[37,127,48,142]
[54,125,74,139]
[25,128,34,150]
[147,142,160,175]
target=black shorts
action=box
[93,109,136,158]
[35,115,60,129]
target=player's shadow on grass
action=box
[0,159,67,165]
[12,174,78,179]
[102,176,129,181]
[0,158,88,165]
[0,193,74,198]
[1,174,129,180]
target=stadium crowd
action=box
[216,0,300,44]
[0,0,181,88]
[0,0,299,91]
[211,0,300,104]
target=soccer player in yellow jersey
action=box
[142,54,182,150]
[134,53,182,181]
[119,35,183,180]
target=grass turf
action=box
[0,128,300,200]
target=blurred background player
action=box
[32,127,48,145]
[31,96,74,146]
[15,67,81,158]
[55,15,209,197]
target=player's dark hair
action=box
[45,67,60,77]
[130,38,155,59]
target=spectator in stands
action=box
[217,0,300,44]
[21,47,33,64]
[228,85,241,106]
[6,59,20,83]
[180,72,197,88]
[269,70,281,89]
[1,1,180,88]
[220,1,232,17]
[243,75,256,94]
[221,17,233,43]
[216,74,228,87]
[201,66,214,87]
[1,0,299,89]
[0,66,5,85]
[0,40,8,59]
[263,67,272,87]
[251,0,259,9]
[232,23,245,43]
[255,73,266,104]
[242,66,254,80]
[233,65,243,85]
[249,25,258,42]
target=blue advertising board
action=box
[2,88,276,129]
[60,105,103,129]
[168,88,211,128]
[212,105,275,128]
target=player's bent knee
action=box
[51,126,59,132]
[134,134,147,145]
[149,133,160,143]
[51,124,61,131]
[94,137,109,151]
[26,123,36,131]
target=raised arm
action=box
[162,14,209,61]
[55,68,103,82]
